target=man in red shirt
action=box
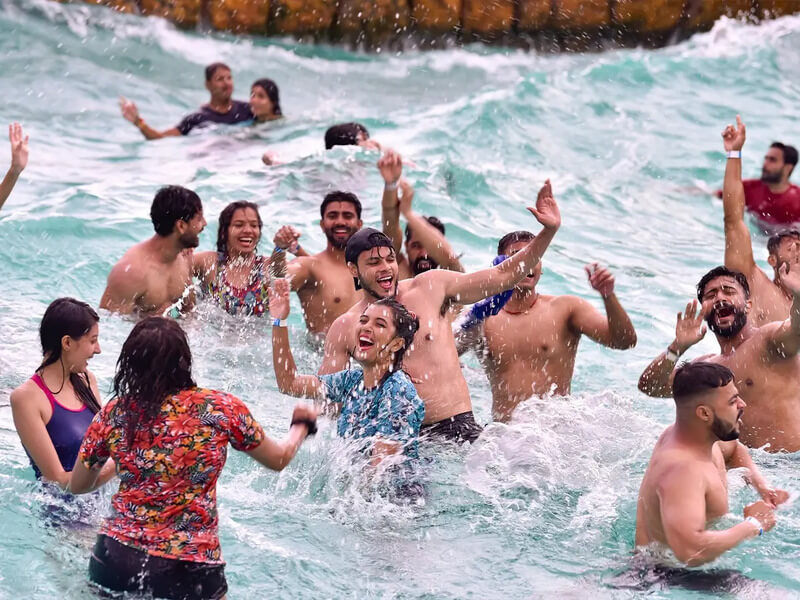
[730,141,799,226]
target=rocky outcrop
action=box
[68,0,799,49]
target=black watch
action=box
[291,416,318,436]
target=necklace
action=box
[502,293,539,315]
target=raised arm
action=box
[638,301,707,397]
[569,263,636,349]
[658,466,770,566]
[120,97,180,140]
[272,226,301,279]
[269,279,324,398]
[398,180,463,272]
[767,262,800,357]
[0,123,28,212]
[721,116,756,276]
[378,150,404,254]
[430,180,560,305]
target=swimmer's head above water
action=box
[345,228,398,299]
[354,298,419,372]
[696,266,751,338]
[673,361,744,442]
[766,229,800,280]
[324,122,380,151]
[761,141,797,184]
[204,62,234,104]
[216,201,262,257]
[150,185,206,249]
[250,78,281,121]
[405,216,445,275]
[320,191,362,250]
[497,230,542,291]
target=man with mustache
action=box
[457,231,637,422]
[378,151,463,280]
[286,192,364,336]
[320,181,561,443]
[638,264,800,452]
[719,116,800,326]
[635,362,787,567]
[101,186,206,316]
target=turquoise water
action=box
[2,1,800,597]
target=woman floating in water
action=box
[68,316,315,599]
[193,200,300,316]
[10,298,115,489]
[249,78,282,123]
[269,278,424,465]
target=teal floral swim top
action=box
[206,253,271,316]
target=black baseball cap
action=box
[345,227,394,265]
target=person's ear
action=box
[696,404,712,423]
[768,254,778,268]
[745,298,753,314]
[347,262,358,278]
[205,80,212,94]
[174,219,188,236]
[386,337,405,356]
[61,335,73,353]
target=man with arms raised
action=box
[286,191,363,336]
[636,362,786,566]
[320,181,561,443]
[720,116,798,326]
[458,231,637,421]
[120,63,253,140]
[639,265,800,452]
[378,151,463,279]
[100,186,206,316]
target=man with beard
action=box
[378,152,462,279]
[456,231,637,422]
[638,265,800,452]
[719,116,799,326]
[635,362,786,567]
[119,63,253,140]
[286,192,363,336]
[320,181,561,443]
[101,186,206,316]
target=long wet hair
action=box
[374,298,420,373]
[251,78,282,116]
[38,298,101,414]
[216,201,263,257]
[113,317,196,445]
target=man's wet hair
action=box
[696,266,750,301]
[497,230,535,255]
[251,78,282,116]
[771,142,798,177]
[325,122,369,150]
[767,229,800,256]
[320,191,362,220]
[672,361,734,404]
[405,216,445,242]
[150,186,203,237]
[205,62,231,81]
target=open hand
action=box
[527,179,561,230]
[274,225,301,252]
[8,122,28,174]
[119,96,140,124]
[721,115,746,152]
[585,263,615,298]
[761,487,790,508]
[377,149,403,185]
[673,300,706,353]
[269,278,291,320]
[744,500,777,533]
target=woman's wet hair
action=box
[150,185,203,237]
[216,201,263,255]
[672,362,734,404]
[113,317,196,445]
[251,78,282,116]
[325,122,369,150]
[38,298,101,414]
[373,298,419,372]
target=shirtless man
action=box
[720,116,798,326]
[120,62,253,140]
[379,151,463,280]
[320,181,561,443]
[457,231,637,421]
[0,122,28,212]
[635,362,786,566]
[639,265,800,452]
[286,191,363,336]
[100,186,206,316]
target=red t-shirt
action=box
[743,179,800,225]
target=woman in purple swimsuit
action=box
[10,298,115,489]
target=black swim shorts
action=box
[420,411,483,444]
[89,534,227,600]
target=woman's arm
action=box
[247,405,316,471]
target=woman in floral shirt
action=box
[68,317,316,600]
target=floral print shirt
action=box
[78,388,265,564]
[318,369,424,458]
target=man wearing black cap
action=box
[319,181,561,443]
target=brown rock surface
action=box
[612,0,685,32]
[462,0,514,34]
[208,0,270,32]
[268,0,336,34]
[336,0,410,35]
[411,0,461,30]
[553,0,610,29]
[518,0,551,30]
[139,0,203,27]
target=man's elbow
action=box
[616,330,637,350]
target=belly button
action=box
[334,297,341,304]
[425,333,433,341]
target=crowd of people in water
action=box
[3,61,800,599]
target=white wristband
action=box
[665,347,680,362]
[272,318,288,328]
[727,150,742,159]
[384,180,399,192]
[745,516,763,536]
